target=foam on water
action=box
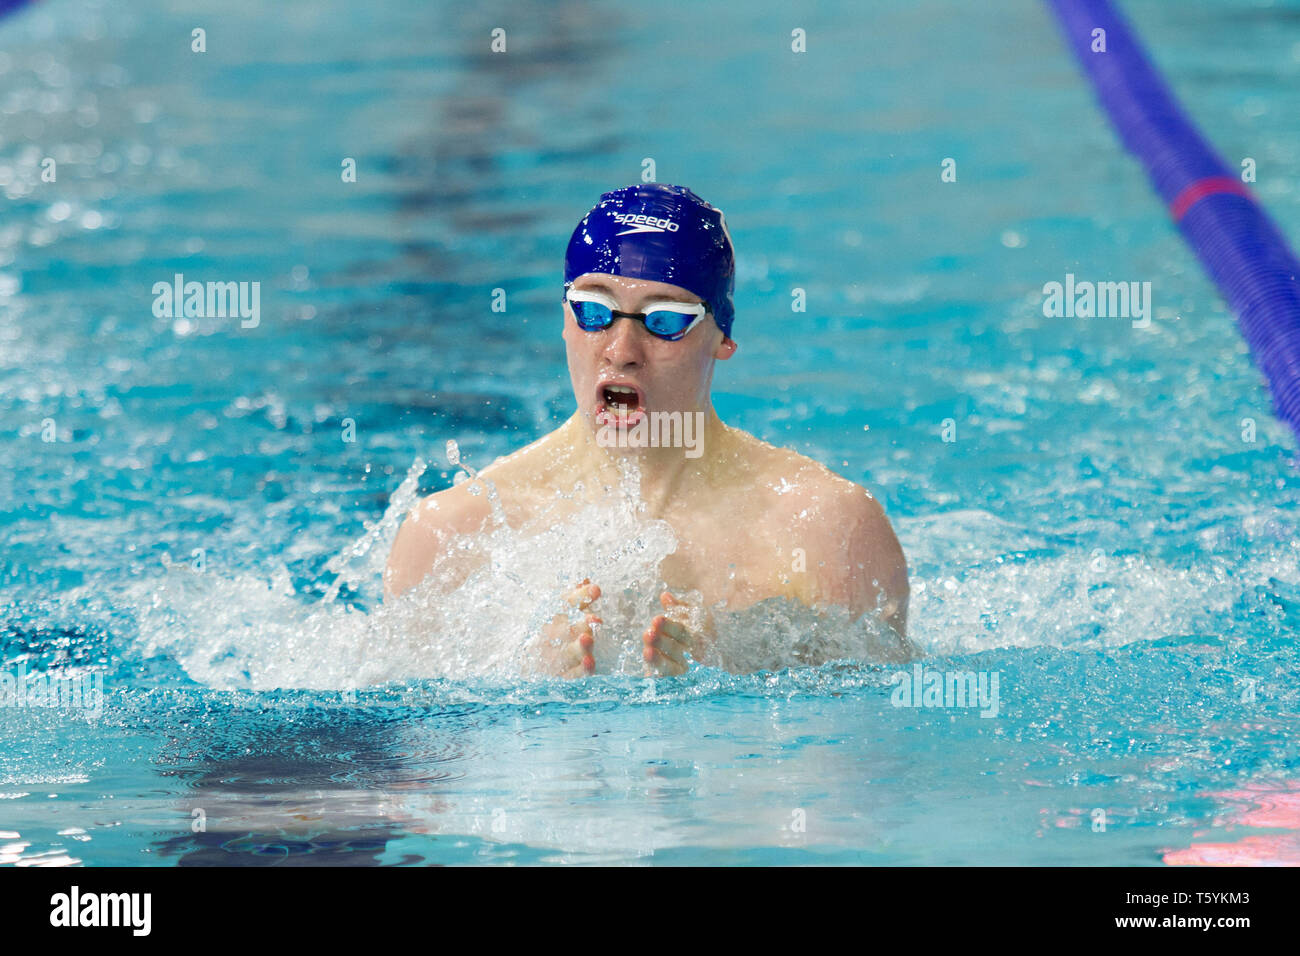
[904,508,1300,655]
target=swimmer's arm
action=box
[383,487,491,601]
[834,486,910,641]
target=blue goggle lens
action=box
[571,299,614,331]
[569,297,700,341]
[643,309,696,339]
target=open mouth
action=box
[595,381,646,426]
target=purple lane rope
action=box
[0,0,35,20]
[1047,0,1300,444]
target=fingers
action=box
[561,616,598,666]
[642,614,692,676]
[659,591,693,631]
[560,614,599,679]
[660,590,686,611]
[564,578,601,611]
[562,659,593,680]
[555,580,600,680]
[552,587,694,678]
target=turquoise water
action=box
[2,0,1299,865]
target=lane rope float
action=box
[1048,0,1300,445]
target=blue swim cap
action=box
[564,183,736,339]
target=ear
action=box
[714,336,738,360]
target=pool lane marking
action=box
[1170,176,1254,223]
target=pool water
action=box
[2,0,1299,865]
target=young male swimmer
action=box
[384,184,909,678]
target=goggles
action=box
[563,286,709,342]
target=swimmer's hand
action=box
[537,579,601,679]
[642,591,695,677]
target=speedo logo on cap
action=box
[611,212,680,236]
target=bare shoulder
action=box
[738,431,888,522]
[781,450,896,557]
[384,427,568,599]
[739,431,908,630]
[384,480,495,600]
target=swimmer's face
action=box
[563,272,737,429]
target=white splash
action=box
[89,451,915,690]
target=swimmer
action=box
[384,183,909,677]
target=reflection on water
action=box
[1163,779,1300,866]
[149,705,469,865]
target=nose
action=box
[602,315,648,369]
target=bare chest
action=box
[658,512,806,612]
